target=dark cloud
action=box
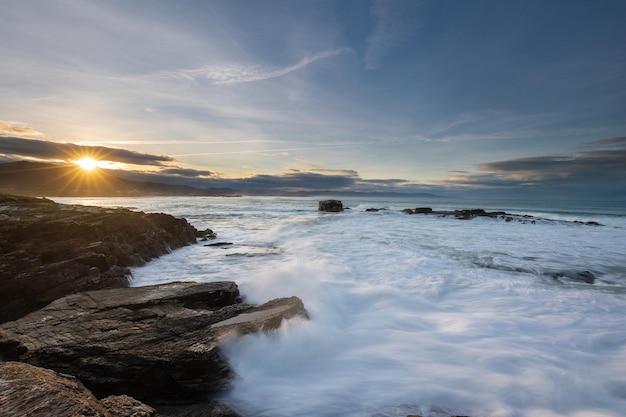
[0,136,173,166]
[238,171,357,191]
[113,167,442,196]
[440,136,626,197]
[160,168,215,177]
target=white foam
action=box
[55,196,626,416]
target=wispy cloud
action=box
[153,48,350,85]
[364,0,420,70]
[169,142,355,157]
[0,121,45,138]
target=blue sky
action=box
[1,0,625,197]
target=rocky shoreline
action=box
[0,195,308,417]
[0,194,214,322]
[4,196,594,417]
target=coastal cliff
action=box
[0,194,201,323]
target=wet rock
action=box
[205,242,234,247]
[0,361,156,417]
[453,209,487,220]
[0,281,308,405]
[318,200,343,212]
[0,194,199,323]
[196,228,218,240]
[365,208,387,212]
[402,207,433,214]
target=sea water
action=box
[53,196,626,417]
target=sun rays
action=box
[75,157,99,171]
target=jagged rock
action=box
[0,194,199,323]
[196,228,218,240]
[0,281,308,405]
[318,200,343,212]
[0,361,156,417]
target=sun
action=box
[75,157,99,171]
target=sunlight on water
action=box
[53,196,626,417]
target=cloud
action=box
[160,168,215,178]
[586,136,626,148]
[364,0,420,70]
[438,136,626,196]
[0,121,45,138]
[0,136,173,166]
[153,48,350,85]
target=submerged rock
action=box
[0,194,199,323]
[318,200,343,212]
[0,281,308,405]
[0,361,157,417]
[552,270,597,284]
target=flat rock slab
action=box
[0,281,308,405]
[0,194,199,323]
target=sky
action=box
[0,0,625,198]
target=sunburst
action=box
[75,157,99,171]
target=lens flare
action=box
[75,157,98,171]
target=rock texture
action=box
[0,194,200,323]
[318,200,343,212]
[0,361,156,417]
[0,281,308,405]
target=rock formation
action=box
[0,194,201,323]
[318,200,343,212]
[0,281,308,406]
[0,361,157,417]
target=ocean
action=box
[53,196,626,417]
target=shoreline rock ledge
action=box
[0,194,205,323]
[0,281,308,408]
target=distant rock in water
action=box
[401,206,603,226]
[0,281,309,406]
[0,194,199,323]
[318,200,344,212]
[402,207,433,214]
